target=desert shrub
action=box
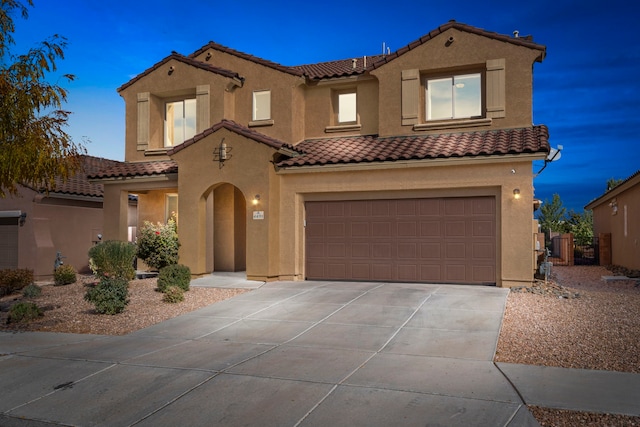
[84,276,129,315]
[8,302,43,323]
[163,286,184,303]
[137,218,180,270]
[157,264,191,293]
[54,264,77,286]
[22,283,42,298]
[0,269,34,297]
[88,240,136,280]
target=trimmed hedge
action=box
[157,264,191,293]
[84,276,130,315]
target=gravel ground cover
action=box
[1,267,639,425]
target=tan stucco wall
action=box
[371,27,541,137]
[0,186,105,278]
[590,180,640,270]
[277,158,537,287]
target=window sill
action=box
[249,119,274,127]
[413,118,492,131]
[144,148,170,156]
[325,123,362,133]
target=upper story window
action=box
[164,99,196,147]
[338,91,357,123]
[426,73,481,120]
[253,90,271,121]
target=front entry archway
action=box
[205,183,246,273]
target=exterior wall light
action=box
[213,138,232,169]
[252,195,260,206]
[513,188,521,199]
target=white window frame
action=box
[425,73,481,121]
[338,91,357,124]
[164,99,196,147]
[252,90,271,121]
[166,193,178,223]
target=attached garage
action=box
[305,197,496,284]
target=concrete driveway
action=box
[0,279,539,426]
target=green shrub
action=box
[137,218,180,270]
[157,264,191,293]
[54,265,77,286]
[0,269,34,297]
[84,277,130,315]
[88,241,136,280]
[8,302,43,323]
[163,286,184,303]
[22,283,42,298]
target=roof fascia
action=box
[89,173,179,185]
[277,153,545,174]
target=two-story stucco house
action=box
[90,20,550,287]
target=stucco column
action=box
[102,185,129,242]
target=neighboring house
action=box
[0,155,137,278]
[585,170,640,270]
[90,20,550,287]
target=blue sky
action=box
[11,0,639,212]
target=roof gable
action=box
[585,169,640,210]
[118,52,243,93]
[190,41,304,77]
[167,119,303,156]
[369,21,546,71]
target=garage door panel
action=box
[305,197,495,284]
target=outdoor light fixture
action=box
[168,66,175,75]
[252,195,260,206]
[513,188,521,199]
[19,212,27,226]
[213,138,232,168]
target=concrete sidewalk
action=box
[1,276,638,426]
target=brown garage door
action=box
[305,197,495,284]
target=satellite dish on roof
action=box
[546,144,563,162]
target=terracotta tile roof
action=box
[168,119,303,156]
[87,160,178,180]
[117,52,243,93]
[189,42,304,77]
[293,55,385,80]
[369,21,546,70]
[37,155,123,198]
[277,125,550,168]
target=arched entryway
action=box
[204,183,246,273]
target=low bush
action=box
[84,277,130,315]
[88,241,136,280]
[8,302,43,323]
[137,218,180,270]
[157,264,191,293]
[163,286,184,303]
[22,283,42,299]
[54,265,77,286]
[0,269,34,297]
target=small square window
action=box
[338,92,357,123]
[253,90,271,121]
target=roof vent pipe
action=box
[352,58,357,69]
[363,56,367,67]
[513,30,519,38]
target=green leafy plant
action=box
[8,302,43,323]
[137,218,180,270]
[84,277,130,315]
[163,286,185,303]
[0,269,34,297]
[157,264,191,293]
[53,264,77,286]
[88,240,136,280]
[22,283,42,298]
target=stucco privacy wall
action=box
[277,159,537,288]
